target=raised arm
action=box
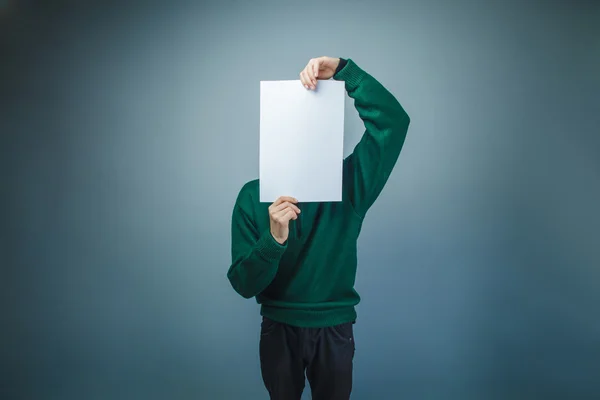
[299,57,410,218]
[337,59,410,218]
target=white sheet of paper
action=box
[259,79,345,203]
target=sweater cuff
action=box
[334,58,348,75]
[256,229,287,262]
[333,58,365,92]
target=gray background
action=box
[1,0,599,399]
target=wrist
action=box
[333,58,363,90]
[334,58,348,76]
[270,230,287,245]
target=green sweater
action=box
[227,59,410,328]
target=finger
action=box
[300,70,308,89]
[312,59,320,80]
[300,70,311,90]
[284,209,298,221]
[274,207,298,222]
[274,206,294,219]
[271,201,300,215]
[270,196,298,209]
[309,61,318,88]
[272,201,301,214]
[305,62,316,88]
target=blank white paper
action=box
[259,80,345,203]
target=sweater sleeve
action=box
[334,59,411,218]
[227,191,286,299]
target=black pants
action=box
[259,316,355,400]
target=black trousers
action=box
[259,316,355,400]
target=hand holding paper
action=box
[299,57,341,89]
[268,196,301,244]
[259,58,345,203]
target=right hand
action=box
[269,196,301,244]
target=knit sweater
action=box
[227,58,410,327]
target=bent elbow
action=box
[227,272,257,299]
[394,108,410,130]
[240,290,255,299]
[235,285,258,299]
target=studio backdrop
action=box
[1,0,599,399]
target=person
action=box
[227,56,411,400]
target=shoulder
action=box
[234,179,259,210]
[238,179,259,198]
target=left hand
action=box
[299,57,340,90]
